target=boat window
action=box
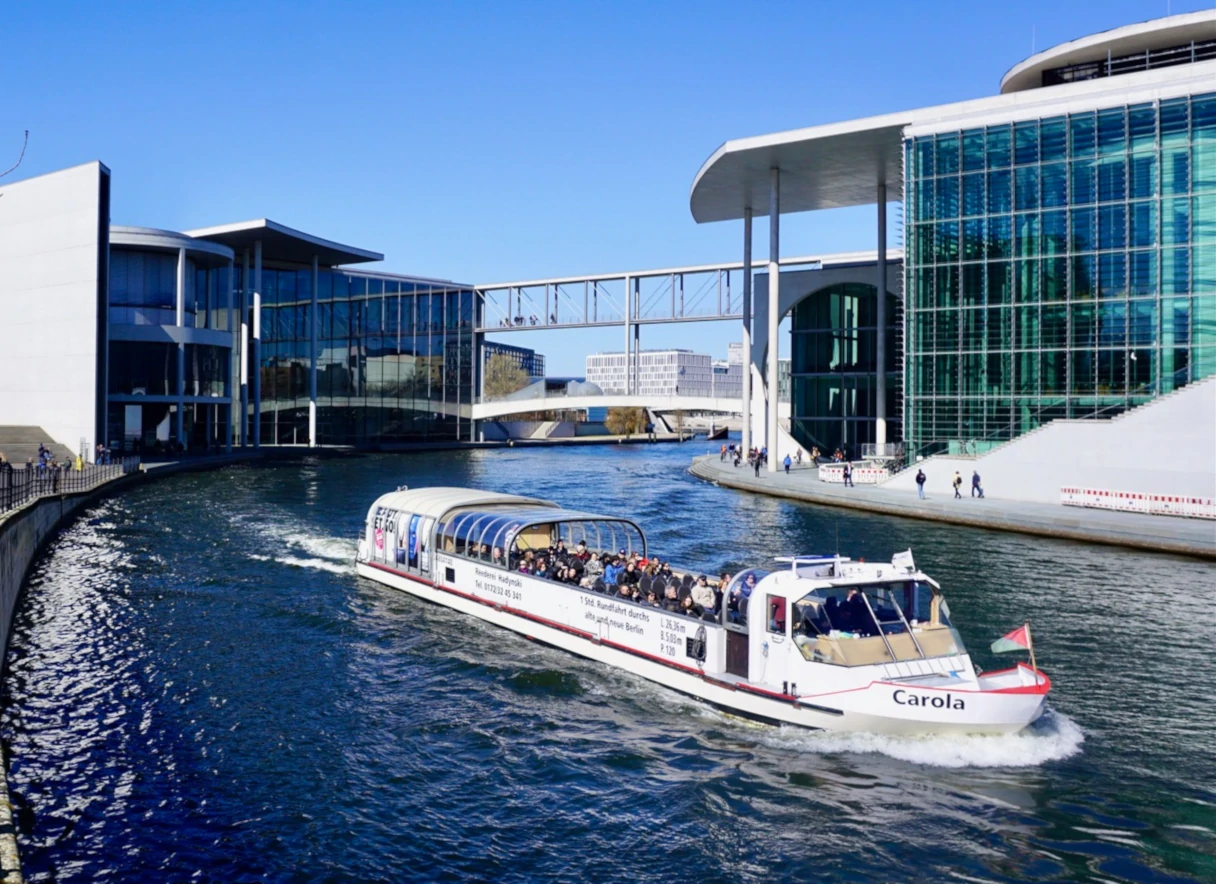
[723,569,770,627]
[766,594,787,635]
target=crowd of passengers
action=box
[472,538,761,623]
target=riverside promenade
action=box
[689,454,1216,559]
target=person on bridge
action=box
[783,454,792,474]
[915,469,926,499]
[972,470,984,498]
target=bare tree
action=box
[483,353,530,400]
[605,406,646,437]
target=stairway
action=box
[0,427,76,465]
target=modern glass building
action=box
[691,10,1216,467]
[905,92,1216,455]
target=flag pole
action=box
[1025,621,1036,672]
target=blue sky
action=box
[4,0,1208,372]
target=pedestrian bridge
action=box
[471,393,743,421]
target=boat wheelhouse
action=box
[356,486,1050,735]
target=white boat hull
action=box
[356,558,1049,736]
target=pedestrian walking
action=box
[720,444,727,462]
[783,454,791,475]
[915,468,926,499]
[843,462,854,487]
[972,470,984,498]
[754,456,761,478]
[953,471,963,499]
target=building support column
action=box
[226,258,234,453]
[175,246,186,448]
[309,255,319,448]
[623,275,632,394]
[240,250,249,448]
[876,183,888,449]
[741,207,753,456]
[471,331,483,442]
[767,168,780,471]
[252,239,262,449]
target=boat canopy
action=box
[367,486,646,561]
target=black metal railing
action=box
[1042,39,1216,87]
[0,457,140,516]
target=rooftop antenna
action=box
[0,130,28,180]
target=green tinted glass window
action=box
[962,130,985,171]
[1016,213,1039,258]
[1099,204,1127,251]
[962,173,985,216]
[1070,207,1096,252]
[1097,108,1127,155]
[1071,159,1096,204]
[1041,117,1067,163]
[1097,157,1127,202]
[936,134,960,176]
[1129,152,1157,199]
[1070,113,1096,157]
[1015,166,1039,211]
[1129,251,1156,296]
[986,126,1011,168]
[1128,104,1156,151]
[987,169,1012,213]
[1129,201,1157,249]
[1042,211,1067,256]
[936,175,959,218]
[1015,121,1039,165]
[1041,163,1067,207]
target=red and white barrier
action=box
[1060,486,1216,519]
[819,463,891,485]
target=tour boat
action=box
[355,487,1050,735]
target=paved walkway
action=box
[689,455,1216,559]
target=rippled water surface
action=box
[3,444,1215,882]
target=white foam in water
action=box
[271,554,352,575]
[242,517,357,574]
[755,707,1085,768]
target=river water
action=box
[2,443,1214,882]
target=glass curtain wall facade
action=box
[106,248,233,451]
[905,91,1216,455]
[789,282,900,454]
[251,267,476,446]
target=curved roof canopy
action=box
[185,218,383,267]
[1001,9,1216,94]
[689,113,908,224]
[369,487,553,522]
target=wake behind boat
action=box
[355,486,1050,735]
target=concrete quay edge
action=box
[688,455,1216,561]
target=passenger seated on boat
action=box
[645,590,661,608]
[604,558,623,585]
[662,583,680,612]
[592,578,607,593]
[691,576,716,613]
[584,553,603,578]
[492,547,504,566]
[680,596,703,618]
[619,562,641,587]
[534,558,550,580]
[573,541,589,561]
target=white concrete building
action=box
[585,349,714,397]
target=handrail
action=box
[0,457,140,515]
